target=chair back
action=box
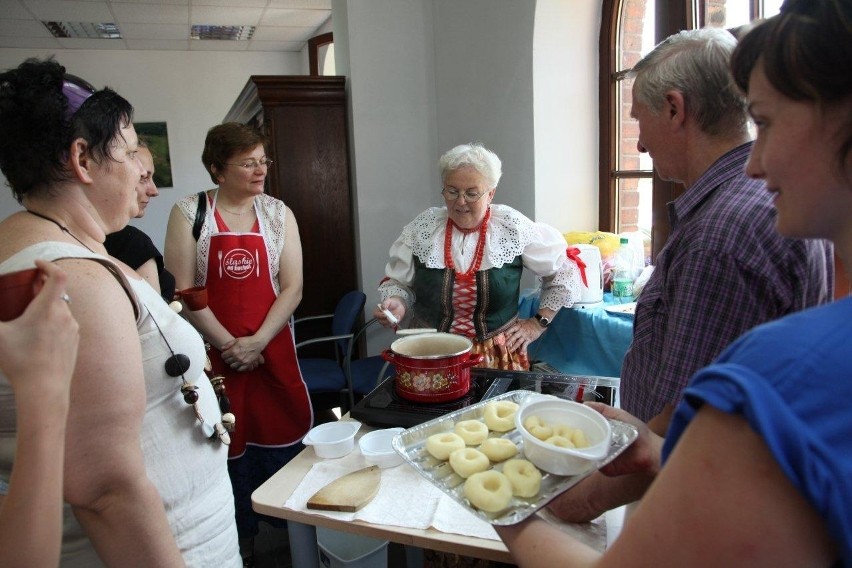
[332,290,367,358]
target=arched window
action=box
[599,0,782,260]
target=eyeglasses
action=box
[441,187,489,203]
[224,158,273,170]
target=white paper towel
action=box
[283,450,498,539]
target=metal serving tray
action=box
[392,390,638,526]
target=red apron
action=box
[204,195,313,458]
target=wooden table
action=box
[253,418,621,567]
[252,421,515,567]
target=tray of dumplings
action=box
[392,390,638,526]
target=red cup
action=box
[0,267,41,322]
[179,286,208,311]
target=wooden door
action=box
[225,76,358,321]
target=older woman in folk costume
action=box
[165,122,312,563]
[375,143,583,369]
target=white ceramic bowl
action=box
[516,396,611,476]
[302,421,361,459]
[358,427,405,468]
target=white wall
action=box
[0,49,302,249]
[433,0,536,216]
[335,0,440,350]
[533,0,601,233]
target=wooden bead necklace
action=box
[444,207,491,282]
[149,308,232,446]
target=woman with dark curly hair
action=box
[0,58,241,566]
[496,1,852,566]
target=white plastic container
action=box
[317,527,388,568]
[516,396,611,476]
[618,231,646,278]
[303,421,361,459]
[570,244,604,309]
[359,428,405,468]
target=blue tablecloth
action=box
[518,290,634,378]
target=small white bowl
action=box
[303,421,361,459]
[359,428,405,468]
[516,396,611,476]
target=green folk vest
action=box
[411,256,523,340]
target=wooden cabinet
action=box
[225,76,357,319]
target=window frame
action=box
[599,0,777,261]
[308,32,334,77]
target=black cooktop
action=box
[350,367,605,428]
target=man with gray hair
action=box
[550,27,834,522]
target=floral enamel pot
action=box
[382,332,484,403]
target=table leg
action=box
[288,521,318,568]
[405,545,425,568]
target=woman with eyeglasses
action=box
[165,122,312,565]
[0,59,241,566]
[374,142,583,370]
[496,1,852,565]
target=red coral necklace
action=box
[444,208,491,282]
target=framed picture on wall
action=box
[135,122,173,188]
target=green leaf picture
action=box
[135,122,173,188]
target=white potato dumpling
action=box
[528,424,554,441]
[522,415,554,441]
[523,415,547,430]
[454,419,490,446]
[502,459,542,498]
[570,428,589,448]
[551,424,576,439]
[425,432,466,460]
[449,447,491,478]
[479,437,519,462]
[464,470,513,513]
[483,400,519,432]
[548,424,590,449]
[544,435,576,449]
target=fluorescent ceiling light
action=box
[190,25,256,41]
[43,21,122,39]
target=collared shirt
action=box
[621,142,834,422]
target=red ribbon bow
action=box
[566,246,588,288]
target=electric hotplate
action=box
[350,366,611,428]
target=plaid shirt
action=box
[621,142,834,422]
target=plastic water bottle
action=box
[611,237,634,304]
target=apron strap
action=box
[193,191,207,241]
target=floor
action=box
[252,517,409,568]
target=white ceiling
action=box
[0,0,332,52]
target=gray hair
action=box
[439,143,502,188]
[630,27,748,137]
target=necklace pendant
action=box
[165,353,191,377]
[181,383,200,404]
[214,422,231,445]
[221,412,236,432]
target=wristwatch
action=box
[534,313,551,328]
